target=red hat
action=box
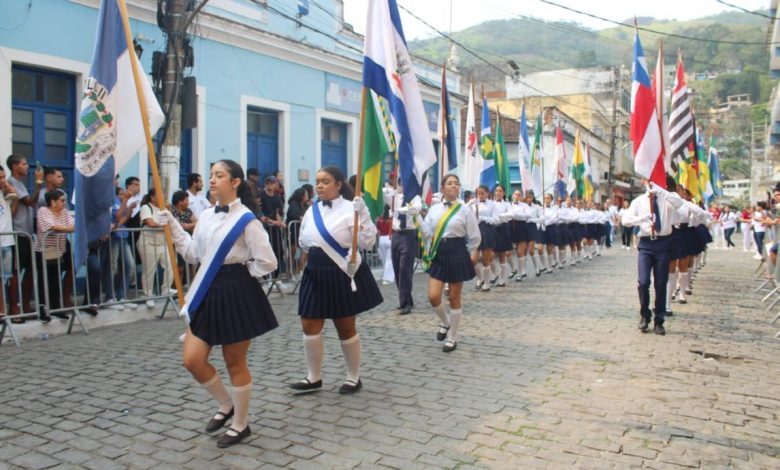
[389,170,397,178]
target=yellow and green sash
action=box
[422,203,461,269]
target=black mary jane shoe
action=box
[205,407,234,433]
[338,379,362,395]
[436,325,450,341]
[216,425,251,448]
[289,378,323,394]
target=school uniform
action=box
[388,192,421,313]
[541,205,559,247]
[298,197,383,318]
[621,187,684,332]
[470,199,499,250]
[510,201,530,243]
[492,200,514,253]
[422,200,481,283]
[527,203,544,245]
[169,198,278,346]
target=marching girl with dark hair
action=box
[525,190,545,276]
[423,174,480,352]
[541,193,559,272]
[556,197,572,268]
[469,185,498,292]
[665,177,688,315]
[492,185,514,287]
[157,159,279,448]
[510,190,530,281]
[289,166,382,395]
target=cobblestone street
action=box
[1,247,778,469]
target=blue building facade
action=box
[1,0,462,197]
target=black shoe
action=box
[289,378,322,394]
[338,379,362,394]
[399,306,412,315]
[436,325,450,341]
[205,407,234,433]
[52,312,69,320]
[514,276,522,282]
[521,273,528,278]
[677,298,687,304]
[536,270,541,277]
[442,340,457,352]
[638,318,650,333]
[665,310,674,317]
[508,271,517,279]
[216,425,251,448]
[81,306,99,317]
[654,324,666,335]
[489,276,498,285]
[38,311,51,323]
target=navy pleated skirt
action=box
[693,225,712,255]
[529,224,542,244]
[478,222,498,251]
[586,224,598,240]
[511,220,529,243]
[670,227,688,260]
[189,264,278,346]
[298,247,383,319]
[543,225,558,246]
[494,223,513,252]
[427,237,476,283]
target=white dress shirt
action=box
[390,193,422,231]
[542,205,558,227]
[510,201,530,221]
[169,198,277,279]
[299,197,376,252]
[422,200,481,252]
[187,190,211,217]
[469,199,498,225]
[621,188,684,238]
[493,200,513,224]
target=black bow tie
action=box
[321,200,333,208]
[214,205,229,214]
[444,201,453,207]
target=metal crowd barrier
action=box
[0,232,41,346]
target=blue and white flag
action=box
[518,104,532,194]
[73,0,164,268]
[479,96,496,188]
[363,0,436,203]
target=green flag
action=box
[494,118,511,192]
[361,91,390,221]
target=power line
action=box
[535,0,767,45]
[713,0,776,20]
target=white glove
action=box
[154,210,172,226]
[640,213,654,222]
[353,196,367,213]
[648,183,665,195]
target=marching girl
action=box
[423,174,481,352]
[469,185,498,292]
[665,178,689,315]
[289,166,382,395]
[541,194,559,272]
[492,185,514,287]
[557,198,573,268]
[158,159,279,448]
[510,190,530,281]
[582,200,597,260]
[525,190,546,277]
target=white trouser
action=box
[741,223,752,250]
[140,240,173,297]
[378,235,395,283]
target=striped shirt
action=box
[35,207,73,254]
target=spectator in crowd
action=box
[36,167,66,209]
[35,166,74,308]
[171,190,197,233]
[618,200,632,249]
[301,183,314,209]
[259,176,285,278]
[124,176,143,269]
[273,170,286,210]
[247,168,261,197]
[186,173,210,217]
[0,166,17,320]
[6,154,43,322]
[752,201,769,260]
[709,204,723,249]
[740,206,753,252]
[139,188,173,308]
[285,187,308,277]
[376,204,395,285]
[111,186,137,309]
[35,189,74,321]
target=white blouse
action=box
[169,198,277,279]
[422,201,481,252]
[299,196,377,252]
[469,199,498,225]
[493,200,513,224]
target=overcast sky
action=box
[342,0,771,40]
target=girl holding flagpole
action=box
[289,166,382,395]
[423,174,480,352]
[492,185,514,287]
[156,159,279,448]
[509,190,530,281]
[525,190,546,277]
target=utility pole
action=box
[606,65,620,201]
[159,0,209,200]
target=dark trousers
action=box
[637,236,670,324]
[754,231,765,256]
[391,229,417,309]
[605,222,612,247]
[621,226,632,247]
[724,228,735,247]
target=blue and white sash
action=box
[312,201,360,291]
[181,208,255,323]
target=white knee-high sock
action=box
[433,303,449,327]
[475,263,483,283]
[519,256,526,275]
[447,309,462,342]
[545,251,553,271]
[499,263,509,283]
[303,333,324,383]
[231,383,252,431]
[201,374,233,414]
[490,259,499,279]
[340,335,361,383]
[678,272,688,300]
[666,272,677,311]
[507,254,516,271]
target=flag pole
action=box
[440,63,446,187]
[117,0,184,308]
[350,86,368,270]
[540,107,545,197]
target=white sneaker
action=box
[118,299,138,310]
[753,254,764,260]
[105,299,125,311]
[146,300,156,309]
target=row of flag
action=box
[630,29,722,203]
